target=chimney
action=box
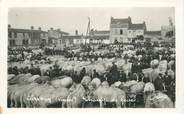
[8,24,11,28]
[31,26,34,30]
[38,27,41,30]
[111,16,113,20]
[75,30,78,36]
[50,27,54,30]
[143,21,146,31]
[128,16,132,24]
[57,28,61,31]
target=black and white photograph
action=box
[7,7,176,108]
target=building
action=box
[88,29,110,44]
[47,28,69,46]
[144,31,162,42]
[110,16,146,43]
[161,17,175,40]
[8,25,48,48]
[57,35,84,48]
[161,25,175,39]
[55,29,85,48]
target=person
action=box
[94,54,98,61]
[163,72,172,91]
[8,67,13,74]
[49,67,54,78]
[119,70,127,82]
[23,66,29,74]
[153,73,165,91]
[21,51,25,60]
[130,73,138,81]
[79,67,86,82]
[110,62,118,74]
[58,68,63,76]
[29,64,35,75]
[35,66,41,76]
[131,62,137,73]
[53,61,60,77]
[124,54,128,64]
[12,66,19,75]
[44,70,50,76]
[137,72,144,81]
[19,67,24,74]
[47,58,52,64]
[108,62,120,85]
[92,69,105,82]
[92,69,99,78]
[72,71,80,83]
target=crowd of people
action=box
[8,47,47,62]
[8,41,176,105]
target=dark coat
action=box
[154,76,164,91]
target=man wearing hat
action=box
[153,73,165,91]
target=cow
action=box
[50,76,73,88]
[67,83,86,108]
[145,91,174,108]
[92,84,126,108]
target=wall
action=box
[127,29,144,38]
[110,28,128,43]
[161,25,175,38]
[40,33,48,44]
[8,32,31,47]
[48,30,61,39]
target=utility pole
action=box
[85,17,91,45]
[86,17,90,36]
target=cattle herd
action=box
[7,42,175,108]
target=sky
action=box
[8,7,174,35]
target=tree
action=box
[165,31,174,38]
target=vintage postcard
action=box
[7,7,175,108]
[0,0,184,114]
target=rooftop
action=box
[85,35,109,40]
[129,23,146,30]
[110,16,131,25]
[145,31,161,35]
[61,35,83,39]
[8,28,47,33]
[94,30,109,34]
[90,30,110,36]
[48,29,69,35]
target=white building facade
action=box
[110,16,146,43]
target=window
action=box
[23,33,25,38]
[60,40,62,44]
[28,33,31,37]
[8,32,12,38]
[120,37,123,41]
[22,39,29,45]
[114,29,118,34]
[120,29,123,35]
[14,32,17,38]
[10,40,15,46]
